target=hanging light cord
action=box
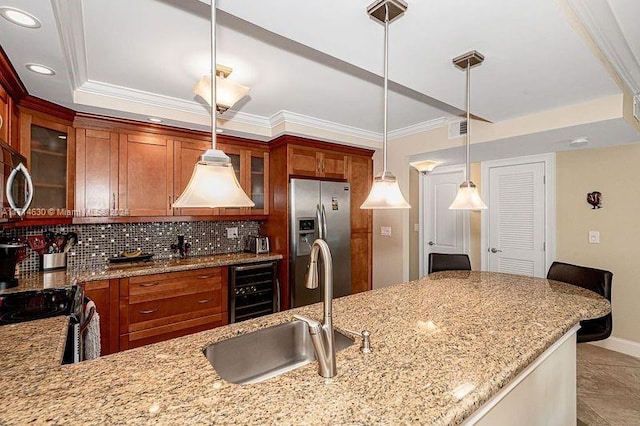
[465,58,471,183]
[382,4,389,175]
[210,0,217,151]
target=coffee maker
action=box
[0,241,25,290]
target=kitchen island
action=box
[0,271,610,425]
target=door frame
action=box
[419,165,470,276]
[480,153,556,274]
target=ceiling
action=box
[0,0,638,151]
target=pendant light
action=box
[361,0,410,210]
[449,50,487,210]
[193,64,250,114]
[173,0,254,209]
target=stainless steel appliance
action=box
[244,235,270,254]
[0,139,34,218]
[290,179,350,307]
[0,241,24,289]
[229,261,279,323]
[0,286,93,364]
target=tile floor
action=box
[577,344,640,425]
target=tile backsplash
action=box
[5,220,262,273]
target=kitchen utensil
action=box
[63,232,77,253]
[27,235,47,255]
[43,231,55,252]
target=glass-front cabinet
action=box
[20,111,74,218]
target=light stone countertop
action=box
[2,252,282,294]
[0,271,610,425]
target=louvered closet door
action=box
[488,162,546,277]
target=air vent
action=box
[448,120,467,139]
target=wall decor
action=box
[587,191,602,209]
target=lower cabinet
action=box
[81,267,229,354]
[119,268,228,350]
[83,279,119,356]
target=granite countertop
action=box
[0,271,610,425]
[2,252,282,294]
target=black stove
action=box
[0,287,80,325]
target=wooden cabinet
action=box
[288,145,347,179]
[118,132,173,216]
[83,279,119,356]
[19,109,75,215]
[118,268,228,350]
[75,128,119,216]
[349,155,373,294]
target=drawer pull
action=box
[197,275,215,280]
[197,299,212,304]
[140,282,160,287]
[139,309,158,315]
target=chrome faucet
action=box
[294,239,337,378]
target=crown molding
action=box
[567,0,640,95]
[18,95,75,122]
[52,0,87,90]
[387,117,448,139]
[269,110,382,143]
[219,110,271,129]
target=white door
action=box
[422,167,468,275]
[487,161,546,277]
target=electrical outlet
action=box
[588,231,600,244]
[380,226,392,237]
[226,227,239,239]
[413,223,420,232]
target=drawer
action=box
[120,313,226,350]
[126,290,223,332]
[126,268,222,302]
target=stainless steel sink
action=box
[203,320,354,384]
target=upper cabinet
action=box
[73,117,269,220]
[288,145,347,180]
[118,132,174,217]
[19,109,75,216]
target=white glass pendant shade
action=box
[193,74,250,112]
[172,149,255,208]
[361,171,410,209]
[449,181,487,210]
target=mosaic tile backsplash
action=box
[5,220,262,273]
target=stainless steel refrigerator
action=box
[290,179,351,308]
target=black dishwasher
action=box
[229,261,279,323]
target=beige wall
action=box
[556,143,640,344]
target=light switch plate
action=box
[588,231,600,244]
[227,227,239,239]
[413,223,420,232]
[380,226,392,237]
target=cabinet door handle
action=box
[197,299,212,304]
[322,160,325,173]
[197,274,215,280]
[112,193,116,210]
[140,281,160,287]
[317,158,321,173]
[139,308,158,315]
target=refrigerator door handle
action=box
[316,204,323,240]
[321,204,328,241]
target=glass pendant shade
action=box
[172,149,255,208]
[361,171,410,209]
[449,181,487,210]
[193,74,250,113]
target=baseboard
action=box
[588,336,640,359]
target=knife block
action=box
[40,253,66,271]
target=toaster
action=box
[245,235,270,254]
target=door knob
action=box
[490,248,502,253]
[428,241,435,246]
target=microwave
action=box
[0,139,33,219]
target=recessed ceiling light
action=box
[148,117,163,123]
[0,7,41,28]
[25,63,55,76]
